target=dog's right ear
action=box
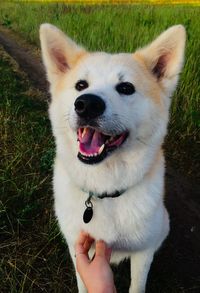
[40,24,86,84]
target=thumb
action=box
[105,247,112,262]
[95,240,107,257]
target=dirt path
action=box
[0,28,48,95]
[1,29,199,292]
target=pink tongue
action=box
[78,128,105,155]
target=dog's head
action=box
[40,24,185,191]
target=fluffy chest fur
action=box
[53,153,165,251]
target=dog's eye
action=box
[116,82,135,95]
[75,80,89,91]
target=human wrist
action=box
[88,285,115,293]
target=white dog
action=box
[40,24,186,293]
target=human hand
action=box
[75,231,116,293]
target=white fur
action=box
[40,24,186,293]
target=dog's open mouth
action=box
[77,127,129,164]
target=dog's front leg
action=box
[129,249,154,293]
[68,246,87,293]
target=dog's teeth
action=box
[106,137,114,145]
[108,137,115,143]
[82,127,87,138]
[87,153,98,157]
[98,144,105,154]
[79,151,101,158]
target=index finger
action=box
[75,231,94,252]
[75,232,88,254]
[75,231,89,247]
[75,232,91,269]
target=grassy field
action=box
[0,3,199,293]
[0,2,199,175]
[0,49,77,293]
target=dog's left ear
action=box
[40,24,86,84]
[134,25,186,94]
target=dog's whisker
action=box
[64,115,70,120]
[54,126,68,130]
[136,137,148,146]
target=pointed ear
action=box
[134,25,186,94]
[40,24,86,84]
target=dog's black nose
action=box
[74,94,105,119]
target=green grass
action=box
[0,2,199,175]
[0,49,77,293]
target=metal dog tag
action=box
[83,196,93,224]
[83,207,93,223]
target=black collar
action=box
[89,189,126,199]
[83,189,126,224]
